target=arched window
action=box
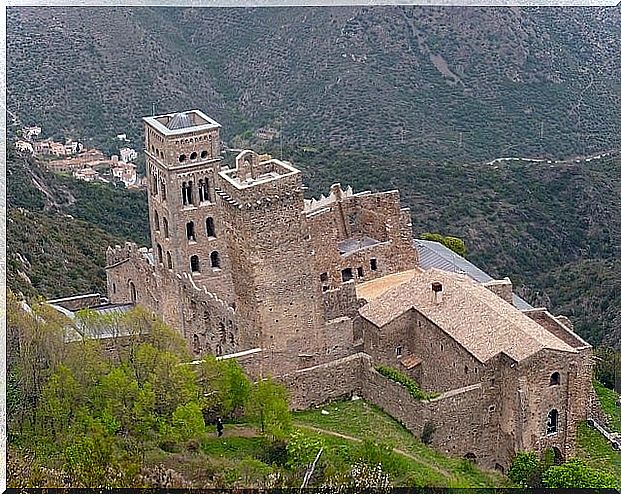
[129,281,137,303]
[154,210,160,231]
[160,179,167,201]
[206,217,216,238]
[201,150,208,159]
[200,179,211,202]
[198,179,205,202]
[163,217,169,238]
[190,151,197,160]
[187,181,194,205]
[547,409,559,435]
[157,244,163,264]
[181,182,188,205]
[550,372,560,386]
[186,221,196,241]
[190,255,200,273]
[210,251,221,269]
[166,251,173,270]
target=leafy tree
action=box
[39,365,83,441]
[197,356,251,418]
[95,365,140,433]
[248,377,291,439]
[421,232,467,257]
[508,451,543,487]
[222,360,251,417]
[172,401,206,441]
[542,459,619,489]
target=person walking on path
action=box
[216,417,224,437]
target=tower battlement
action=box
[217,150,303,208]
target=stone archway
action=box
[464,452,477,463]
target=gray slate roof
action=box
[414,238,533,311]
[167,112,194,130]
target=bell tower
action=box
[143,110,233,300]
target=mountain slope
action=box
[7,6,620,161]
[7,147,149,298]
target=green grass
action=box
[594,381,621,433]
[200,435,267,461]
[293,399,508,487]
[576,422,621,485]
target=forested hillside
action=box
[7,7,620,161]
[6,6,620,348]
[7,146,148,298]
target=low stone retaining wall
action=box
[273,352,513,470]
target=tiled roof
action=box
[356,268,421,301]
[359,268,576,363]
[400,355,422,370]
[414,239,533,310]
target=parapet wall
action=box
[274,352,513,470]
[523,308,591,349]
[106,242,246,357]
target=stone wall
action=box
[322,280,361,321]
[523,309,591,349]
[106,242,243,357]
[357,308,483,393]
[517,347,593,460]
[482,278,513,304]
[274,352,514,470]
[216,159,326,375]
[306,186,418,290]
[279,353,367,409]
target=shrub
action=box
[421,421,436,445]
[375,365,438,400]
[508,451,543,487]
[420,232,467,257]
[542,459,619,489]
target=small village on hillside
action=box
[14,124,145,188]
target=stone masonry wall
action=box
[216,165,325,375]
[275,352,515,470]
[306,188,418,290]
[516,347,593,460]
[357,308,483,393]
[106,243,243,357]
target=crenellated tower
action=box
[215,150,325,370]
[143,110,233,301]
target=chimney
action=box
[431,282,443,304]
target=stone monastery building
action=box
[106,109,594,471]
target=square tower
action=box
[143,110,232,299]
[216,150,325,370]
